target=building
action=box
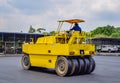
[92,38,120,45]
[92,38,120,52]
[0,32,43,54]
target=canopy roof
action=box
[58,19,85,24]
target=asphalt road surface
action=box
[0,55,120,83]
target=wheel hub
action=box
[58,60,65,71]
[24,57,29,66]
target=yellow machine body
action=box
[22,30,95,69]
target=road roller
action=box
[21,19,96,76]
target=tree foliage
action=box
[28,25,36,33]
[28,25,120,38]
[91,25,115,37]
[37,28,46,33]
[28,26,46,33]
[114,27,120,33]
[49,31,56,35]
[111,33,120,38]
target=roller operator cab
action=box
[21,19,96,77]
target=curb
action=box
[0,54,23,57]
[96,53,120,56]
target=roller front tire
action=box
[55,56,72,77]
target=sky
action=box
[0,0,120,33]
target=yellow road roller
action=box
[21,19,96,76]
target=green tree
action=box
[37,28,46,33]
[28,25,36,33]
[115,27,120,33]
[91,25,115,37]
[43,32,48,35]
[49,31,56,35]
[103,25,115,36]
[110,32,120,38]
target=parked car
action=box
[97,45,119,53]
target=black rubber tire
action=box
[83,58,90,74]
[69,58,79,75]
[88,57,96,73]
[21,54,31,70]
[55,56,72,77]
[78,58,85,74]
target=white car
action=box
[97,45,118,53]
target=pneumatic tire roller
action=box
[21,19,96,77]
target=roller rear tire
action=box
[21,54,31,70]
[69,58,79,75]
[88,57,96,73]
[78,58,85,74]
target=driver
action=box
[70,23,82,32]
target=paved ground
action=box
[0,56,120,83]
